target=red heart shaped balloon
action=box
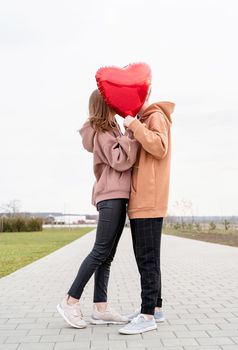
[95,63,152,118]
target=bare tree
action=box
[1,200,21,217]
[223,219,230,231]
[172,199,194,230]
[209,221,216,231]
[173,199,193,217]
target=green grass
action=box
[163,227,238,247]
[0,227,94,278]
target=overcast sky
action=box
[0,0,237,216]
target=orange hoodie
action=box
[127,101,175,219]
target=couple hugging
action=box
[57,67,175,335]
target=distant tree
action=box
[209,221,216,231]
[187,223,194,231]
[180,199,193,215]
[194,222,202,232]
[173,223,181,230]
[181,220,186,230]
[172,199,194,228]
[0,200,21,217]
[223,219,230,231]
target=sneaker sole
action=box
[119,324,157,335]
[90,317,127,325]
[56,304,86,329]
[128,317,165,323]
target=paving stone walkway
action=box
[0,228,238,350]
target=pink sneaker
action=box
[90,304,128,325]
[57,296,87,329]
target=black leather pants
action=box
[68,199,127,302]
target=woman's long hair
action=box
[89,89,116,132]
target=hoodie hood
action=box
[79,120,96,153]
[141,101,175,124]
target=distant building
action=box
[49,215,87,225]
[85,219,97,224]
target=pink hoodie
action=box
[79,120,139,206]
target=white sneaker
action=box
[90,304,128,325]
[57,296,87,329]
[119,314,157,335]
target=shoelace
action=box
[131,314,144,324]
[104,307,112,314]
[103,306,117,315]
[72,303,83,318]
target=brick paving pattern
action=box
[0,228,238,350]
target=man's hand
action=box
[123,116,135,128]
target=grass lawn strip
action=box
[163,228,238,247]
[0,227,93,278]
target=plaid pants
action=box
[130,217,163,315]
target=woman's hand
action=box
[123,116,135,128]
